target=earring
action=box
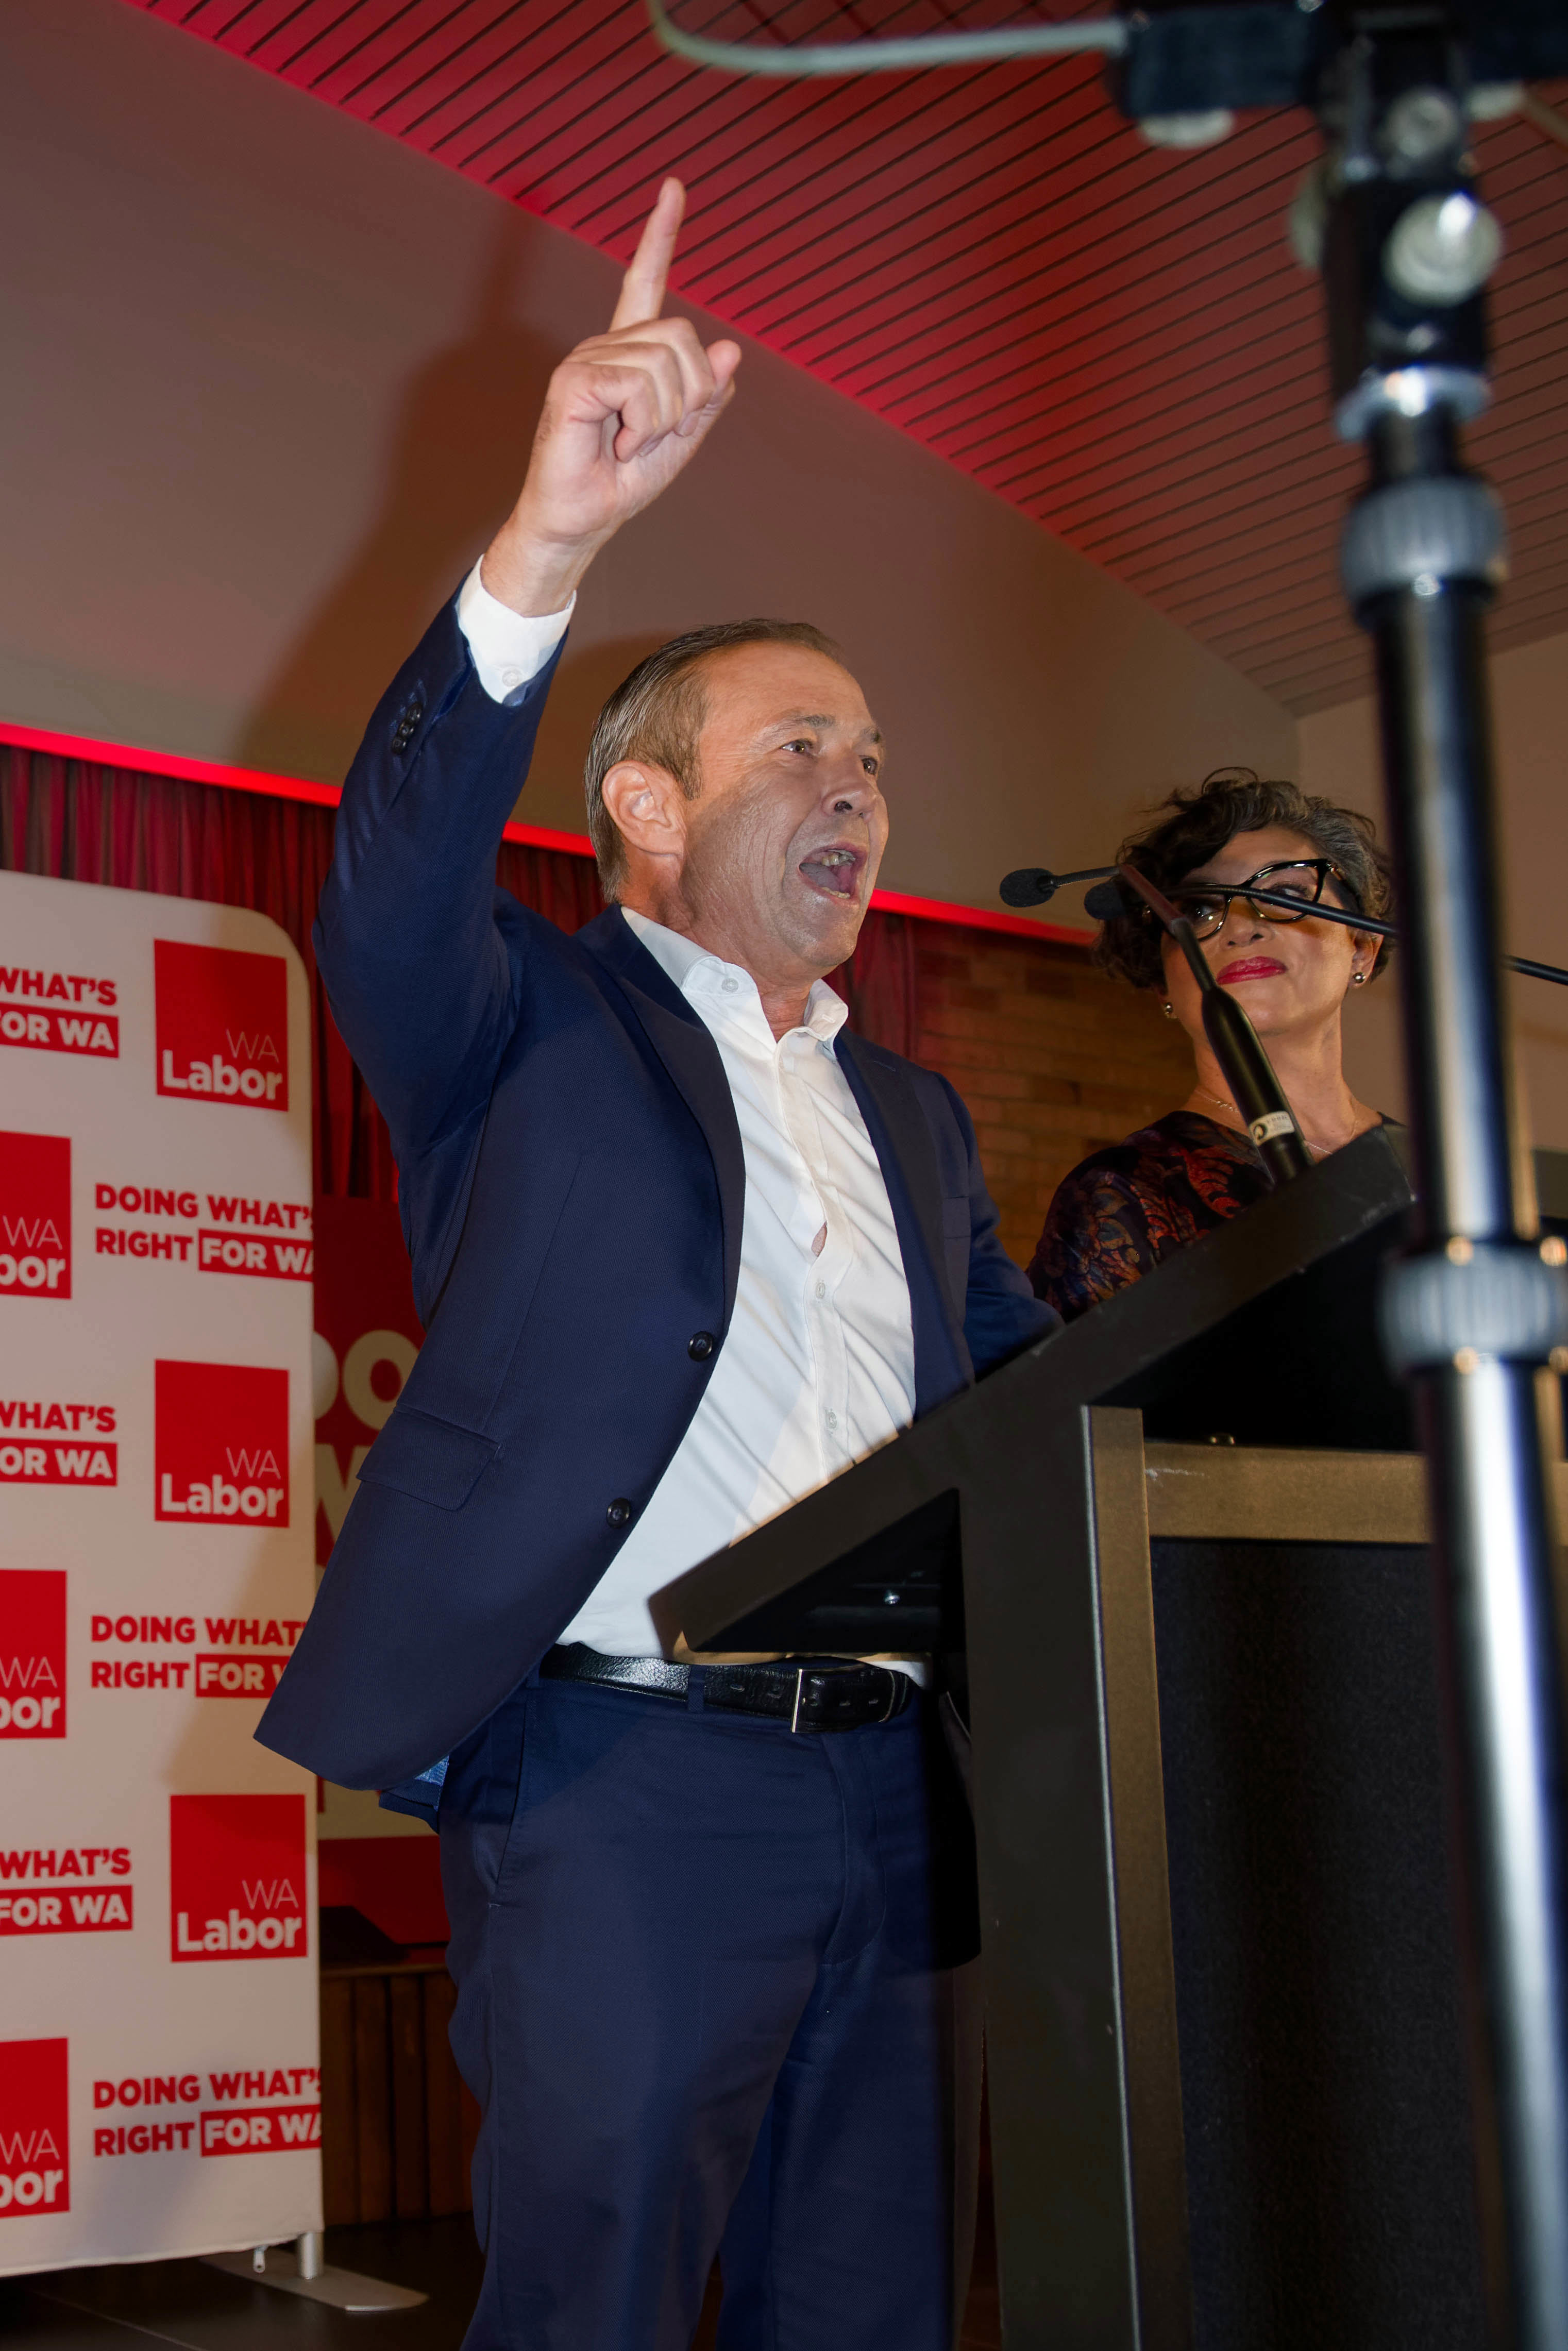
[1352,970,1367,986]
[1161,1000,1175,1018]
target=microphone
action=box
[999,864,1117,909]
[1082,877,1137,921]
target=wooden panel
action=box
[318,1972,359,2229]
[1144,1445,1427,1545]
[352,1974,394,2224]
[321,1962,475,2222]
[1145,1444,1568,1545]
[424,1970,468,2219]
[389,1972,429,2220]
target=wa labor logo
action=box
[169,1794,307,1961]
[0,1133,70,1301]
[0,1572,66,1739]
[0,2039,69,2219]
[154,939,288,1111]
[155,1362,289,1527]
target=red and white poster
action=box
[0,871,318,2274]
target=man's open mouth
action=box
[798,847,865,900]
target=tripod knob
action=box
[1385,191,1504,307]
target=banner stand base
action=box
[204,2236,428,2311]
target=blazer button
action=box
[687,1332,716,1361]
[606,1498,634,1529]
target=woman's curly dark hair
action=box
[1095,767,1395,992]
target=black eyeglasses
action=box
[1165,859,1359,941]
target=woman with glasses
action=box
[1027,767,1393,1321]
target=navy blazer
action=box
[257,599,1057,1789]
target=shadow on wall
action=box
[526,635,682,833]
[235,198,675,826]
[235,208,559,783]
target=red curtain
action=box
[1,745,917,1197]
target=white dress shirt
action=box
[457,563,923,1667]
[559,912,916,1656]
[457,560,575,700]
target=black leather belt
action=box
[541,1644,914,1732]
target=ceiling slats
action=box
[137,0,1568,713]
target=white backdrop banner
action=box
[0,868,319,2274]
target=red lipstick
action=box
[1217,956,1286,984]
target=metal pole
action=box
[1322,44,1568,2321]
[1361,491,1568,2344]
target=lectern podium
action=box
[653,1130,1566,2350]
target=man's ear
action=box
[601,761,688,865]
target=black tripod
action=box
[1055,17,1568,2335]
[1008,16,1568,2332]
[1310,26,1568,2347]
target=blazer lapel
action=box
[579,916,964,1407]
[835,1031,966,1411]
[579,909,746,1329]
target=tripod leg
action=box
[1354,441,1568,2350]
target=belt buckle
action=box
[788,1664,899,1730]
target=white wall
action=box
[1299,627,1568,1151]
[0,0,1293,923]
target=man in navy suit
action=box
[261,179,1056,2349]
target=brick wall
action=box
[913,928,1194,1273]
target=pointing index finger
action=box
[610,176,685,331]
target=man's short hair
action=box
[585,619,842,895]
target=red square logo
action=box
[155,941,288,1112]
[170,1794,308,1961]
[0,2039,70,2217]
[155,1362,289,1527]
[0,1571,66,1739]
[0,1133,71,1301]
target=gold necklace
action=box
[1191,1088,1358,1160]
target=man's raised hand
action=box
[482,179,741,617]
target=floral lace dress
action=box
[1026,1111,1274,1322]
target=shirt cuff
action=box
[457,560,574,706]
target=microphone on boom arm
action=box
[999,859,1314,1185]
[1001,858,1311,1182]
[999,864,1117,909]
[1002,866,1568,979]
[1083,876,1138,922]
[1001,854,1567,1182]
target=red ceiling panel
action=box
[132,0,1568,713]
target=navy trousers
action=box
[438,1668,980,2351]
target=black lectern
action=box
[652,1130,1560,2350]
